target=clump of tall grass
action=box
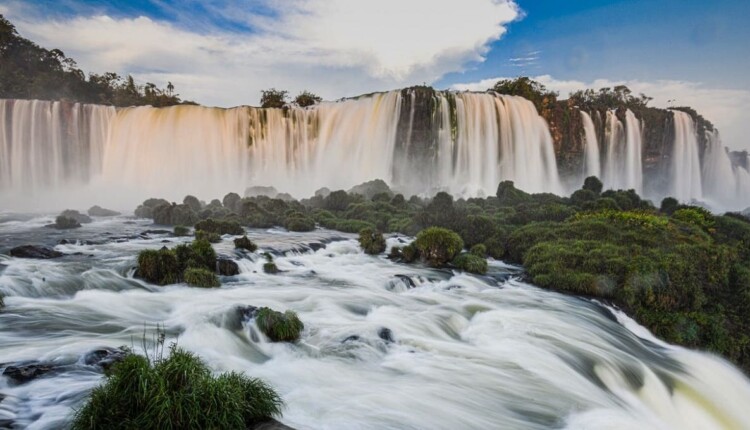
[72,343,282,429]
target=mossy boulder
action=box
[184,267,220,288]
[60,209,92,224]
[263,262,279,274]
[152,203,199,226]
[51,215,81,229]
[234,236,258,252]
[255,307,304,342]
[217,258,240,276]
[284,212,315,232]
[358,228,386,255]
[413,227,464,267]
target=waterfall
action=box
[581,111,601,179]
[702,130,750,210]
[670,111,703,202]
[0,99,114,192]
[602,109,642,193]
[0,91,563,209]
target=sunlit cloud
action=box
[1,0,520,107]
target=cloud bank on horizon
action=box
[0,0,748,150]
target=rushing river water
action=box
[1,215,749,430]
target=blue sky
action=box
[2,0,749,149]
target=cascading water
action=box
[602,110,643,193]
[581,111,601,179]
[670,111,703,202]
[0,99,114,192]
[0,91,562,210]
[702,130,750,209]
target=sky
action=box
[1,0,748,150]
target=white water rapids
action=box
[1,217,749,429]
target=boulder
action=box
[47,215,81,229]
[2,363,55,383]
[217,258,240,276]
[9,245,64,259]
[83,347,127,371]
[60,209,92,224]
[88,205,121,217]
[347,179,392,200]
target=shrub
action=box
[134,198,170,218]
[460,215,497,248]
[401,243,419,263]
[413,227,464,267]
[137,249,180,285]
[570,189,597,206]
[255,308,304,342]
[672,207,715,232]
[222,192,241,212]
[285,213,316,232]
[195,230,221,243]
[496,181,531,206]
[173,225,190,237]
[358,228,386,255]
[71,347,282,429]
[194,218,244,235]
[660,197,679,215]
[582,176,603,194]
[183,195,202,212]
[470,244,487,257]
[183,267,220,288]
[451,253,488,274]
[234,236,258,252]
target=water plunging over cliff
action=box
[581,111,601,179]
[0,91,562,209]
[602,110,643,194]
[670,111,703,202]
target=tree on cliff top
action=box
[0,14,187,107]
[491,77,558,112]
[260,88,288,108]
[294,90,322,107]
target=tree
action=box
[260,88,288,108]
[491,77,558,112]
[167,81,174,96]
[294,90,322,107]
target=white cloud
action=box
[453,75,750,151]
[2,0,519,107]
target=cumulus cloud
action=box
[2,0,519,107]
[453,75,750,151]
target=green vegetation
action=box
[451,253,488,275]
[413,227,464,267]
[260,88,288,108]
[173,225,190,237]
[294,91,322,107]
[358,228,386,255]
[137,239,217,286]
[194,218,244,235]
[195,230,221,243]
[72,346,282,429]
[255,307,304,342]
[0,15,189,106]
[492,77,558,112]
[183,267,220,288]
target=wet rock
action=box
[46,215,81,229]
[378,328,394,343]
[88,205,121,217]
[308,242,326,252]
[237,305,259,321]
[2,363,55,384]
[142,229,172,236]
[84,347,127,370]
[217,258,240,276]
[60,209,92,224]
[343,335,360,343]
[9,245,64,259]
